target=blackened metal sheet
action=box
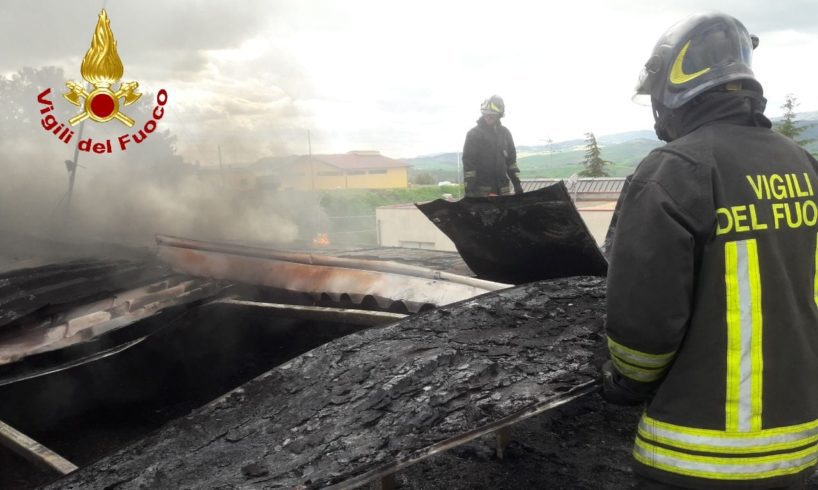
[0,260,172,330]
[46,277,606,490]
[416,182,607,284]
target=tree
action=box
[412,172,435,185]
[578,132,611,177]
[775,94,815,147]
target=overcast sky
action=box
[3,0,817,163]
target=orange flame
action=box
[80,10,124,87]
[312,233,331,246]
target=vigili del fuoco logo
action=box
[36,9,168,154]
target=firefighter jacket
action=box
[606,92,818,489]
[462,118,520,197]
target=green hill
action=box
[406,137,662,180]
[406,116,818,183]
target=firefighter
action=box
[603,12,818,489]
[462,95,524,197]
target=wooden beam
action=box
[376,473,396,490]
[0,419,78,475]
[495,426,512,459]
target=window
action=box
[317,171,343,176]
[368,169,387,174]
[346,170,366,175]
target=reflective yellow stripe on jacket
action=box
[634,436,818,480]
[607,337,675,383]
[639,414,818,455]
[724,239,763,432]
[635,239,818,480]
[814,232,818,308]
[636,414,818,480]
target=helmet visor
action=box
[632,66,653,105]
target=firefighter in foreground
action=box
[462,95,524,197]
[603,12,818,489]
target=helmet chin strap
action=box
[652,101,675,142]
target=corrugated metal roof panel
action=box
[520,178,626,197]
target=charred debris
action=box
[0,185,627,489]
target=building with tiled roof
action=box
[277,151,409,190]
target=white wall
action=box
[578,208,615,247]
[376,206,457,251]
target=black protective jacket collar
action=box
[476,117,503,131]
[655,91,772,142]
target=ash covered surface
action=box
[51,276,615,489]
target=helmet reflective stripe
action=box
[635,12,760,109]
[669,40,712,85]
[480,95,505,116]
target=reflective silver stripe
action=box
[736,241,753,432]
[634,439,818,478]
[607,337,675,369]
[725,240,763,433]
[639,416,818,452]
[611,356,665,382]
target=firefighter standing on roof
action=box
[603,12,818,489]
[462,95,523,197]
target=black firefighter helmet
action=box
[635,12,761,110]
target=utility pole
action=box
[308,130,315,190]
[456,151,462,199]
[218,144,225,188]
[64,121,85,224]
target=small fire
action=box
[81,10,123,88]
[312,233,331,247]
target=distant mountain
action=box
[405,114,818,181]
[598,130,658,145]
[405,129,662,180]
[245,113,817,182]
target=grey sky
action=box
[2,0,817,163]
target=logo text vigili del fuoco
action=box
[36,9,168,154]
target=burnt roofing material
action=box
[417,182,608,284]
[47,277,605,489]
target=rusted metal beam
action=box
[156,235,507,292]
[216,299,407,326]
[156,235,510,313]
[0,419,78,475]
